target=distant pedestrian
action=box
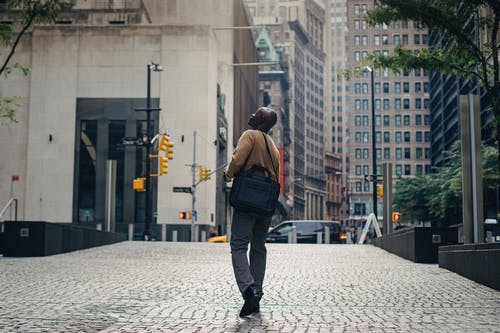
[224,107,280,317]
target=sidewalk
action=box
[0,242,499,332]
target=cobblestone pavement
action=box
[0,242,499,333]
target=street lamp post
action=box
[366,66,377,218]
[138,63,162,241]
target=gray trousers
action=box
[230,210,271,296]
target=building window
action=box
[396,164,402,176]
[384,131,390,143]
[383,115,390,126]
[383,83,389,93]
[404,148,411,159]
[404,115,410,126]
[395,131,402,143]
[415,98,422,109]
[415,114,422,125]
[395,98,401,109]
[404,131,411,142]
[414,34,420,44]
[395,114,402,126]
[415,82,421,93]
[394,82,401,93]
[384,148,391,159]
[374,35,380,45]
[383,99,390,110]
[416,131,422,142]
[396,148,402,160]
[403,82,409,93]
[403,98,410,109]
[404,164,411,175]
[375,115,381,126]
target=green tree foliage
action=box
[366,0,500,169]
[393,142,499,224]
[0,0,73,122]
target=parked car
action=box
[266,220,346,244]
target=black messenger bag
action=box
[229,133,280,216]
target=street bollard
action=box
[317,232,322,244]
[172,230,178,242]
[161,224,167,242]
[201,230,207,242]
[128,224,134,241]
[96,223,102,231]
[324,226,330,244]
[288,231,292,243]
[227,228,231,243]
[194,225,199,242]
[292,226,297,243]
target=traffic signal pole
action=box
[191,130,197,242]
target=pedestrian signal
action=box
[179,211,192,220]
[392,212,401,222]
[133,178,146,192]
[159,156,169,175]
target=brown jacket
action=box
[225,130,280,182]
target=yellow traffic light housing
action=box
[199,167,211,181]
[159,156,169,175]
[133,177,146,192]
[392,212,401,222]
[158,134,174,160]
[377,184,384,198]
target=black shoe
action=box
[239,286,259,317]
[253,294,262,313]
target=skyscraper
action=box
[245,0,327,219]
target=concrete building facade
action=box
[0,0,258,240]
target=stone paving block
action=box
[0,242,499,332]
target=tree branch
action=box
[0,11,35,76]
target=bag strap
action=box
[261,132,279,182]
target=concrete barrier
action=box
[2,221,125,257]
[372,226,458,263]
[439,243,500,291]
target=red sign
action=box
[12,175,19,181]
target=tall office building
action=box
[345,1,432,223]
[245,0,327,220]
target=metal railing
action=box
[0,198,18,222]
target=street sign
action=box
[173,186,192,193]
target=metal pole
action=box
[370,69,377,218]
[191,131,197,242]
[144,65,152,241]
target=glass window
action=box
[394,82,401,93]
[375,115,381,126]
[396,148,402,160]
[403,99,410,109]
[415,98,422,109]
[404,115,410,126]
[416,131,422,142]
[402,34,408,45]
[415,115,422,125]
[396,164,402,176]
[374,35,380,45]
[383,83,389,93]
[376,131,381,143]
[78,120,98,223]
[395,131,402,142]
[395,115,402,126]
[375,82,381,94]
[404,165,411,175]
[403,82,409,93]
[415,82,421,93]
[383,115,390,126]
[395,99,401,109]
[384,148,391,159]
[376,148,382,160]
[404,131,411,142]
[375,99,381,110]
[383,99,390,110]
[384,131,390,143]
[414,34,420,44]
[404,148,411,159]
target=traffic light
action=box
[159,156,169,175]
[158,134,169,152]
[377,184,384,198]
[392,212,401,222]
[179,211,192,220]
[133,177,146,192]
[199,167,210,181]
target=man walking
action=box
[224,107,280,317]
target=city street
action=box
[0,242,499,333]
